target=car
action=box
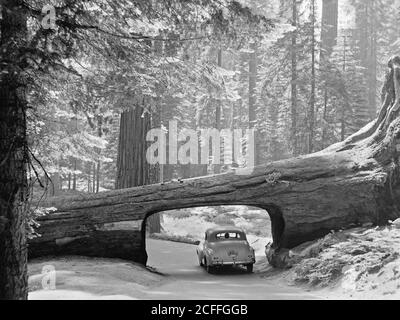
[196,226,256,273]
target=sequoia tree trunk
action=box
[0,1,29,300]
[115,104,161,233]
[115,106,151,189]
[28,58,400,268]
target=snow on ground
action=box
[245,234,271,257]
[28,256,164,300]
[287,221,400,300]
[161,214,217,240]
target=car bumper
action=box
[210,259,255,266]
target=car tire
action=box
[246,264,253,273]
[199,255,204,266]
[206,259,214,274]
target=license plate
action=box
[228,250,238,256]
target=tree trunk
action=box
[195,82,208,177]
[308,0,316,153]
[214,48,222,174]
[96,161,100,193]
[73,159,77,190]
[248,41,258,164]
[115,105,151,189]
[367,0,377,120]
[0,1,29,300]
[146,214,162,235]
[50,173,60,196]
[322,89,329,147]
[356,0,378,120]
[92,163,96,193]
[68,173,71,190]
[291,0,298,156]
[28,58,400,268]
[320,0,338,148]
[115,104,161,233]
[96,115,102,193]
[87,165,91,193]
[320,0,338,58]
[72,114,78,191]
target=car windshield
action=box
[214,232,244,241]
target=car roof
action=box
[205,226,245,234]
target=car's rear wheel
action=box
[246,264,253,273]
[205,259,214,274]
[198,254,204,266]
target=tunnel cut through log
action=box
[140,205,284,265]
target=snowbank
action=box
[288,220,400,299]
[28,256,164,300]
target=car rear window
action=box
[215,232,244,240]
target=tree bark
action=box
[320,0,338,58]
[248,41,258,164]
[115,105,151,189]
[355,0,378,120]
[92,163,96,193]
[115,103,161,233]
[291,0,298,156]
[308,0,316,153]
[320,0,338,148]
[73,159,77,190]
[96,115,102,193]
[214,48,222,174]
[0,1,29,300]
[87,163,91,193]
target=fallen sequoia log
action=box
[29,57,400,267]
